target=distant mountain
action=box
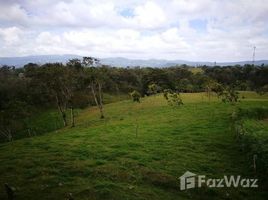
[0,54,82,67]
[100,57,212,67]
[0,54,268,67]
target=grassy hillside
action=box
[0,92,268,200]
[0,93,130,142]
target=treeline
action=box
[0,57,268,141]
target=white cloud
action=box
[36,32,61,45]
[0,26,23,45]
[129,1,167,29]
[0,3,28,24]
[0,0,268,61]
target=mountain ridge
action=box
[0,54,267,67]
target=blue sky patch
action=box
[120,8,135,18]
[189,19,207,32]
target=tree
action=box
[220,86,239,104]
[147,83,160,95]
[130,90,141,103]
[0,101,29,141]
[141,68,171,95]
[167,92,183,106]
[66,58,82,70]
[65,59,87,127]
[176,78,192,92]
[82,56,99,67]
[163,89,172,100]
[258,84,268,94]
[29,63,71,127]
[83,57,105,119]
[204,78,224,100]
[0,66,30,141]
[163,89,183,106]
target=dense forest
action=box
[1,57,268,142]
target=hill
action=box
[1,55,268,67]
[0,92,268,199]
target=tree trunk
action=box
[206,87,211,101]
[91,82,99,107]
[70,106,75,127]
[62,112,67,127]
[115,84,120,101]
[91,82,104,119]
[6,129,12,142]
[97,82,104,119]
[27,129,31,137]
[56,94,68,127]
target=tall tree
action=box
[83,57,105,119]
[29,63,70,126]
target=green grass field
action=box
[0,92,268,200]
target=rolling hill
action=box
[0,92,268,199]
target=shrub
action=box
[163,89,183,106]
[148,83,161,95]
[163,89,172,100]
[130,90,141,103]
[220,87,239,104]
[167,92,183,106]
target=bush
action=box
[130,90,141,103]
[220,87,239,104]
[163,89,183,107]
[148,83,161,95]
[231,107,268,178]
[236,107,268,120]
[163,89,172,100]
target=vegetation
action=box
[1,61,267,141]
[0,59,268,199]
[147,83,160,95]
[163,89,183,106]
[130,90,141,103]
[231,107,268,181]
[0,92,268,199]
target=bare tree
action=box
[90,81,104,118]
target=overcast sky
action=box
[0,0,267,61]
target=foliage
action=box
[0,100,29,141]
[231,107,268,178]
[203,65,268,92]
[204,78,224,98]
[130,90,141,103]
[235,107,268,120]
[163,89,183,106]
[176,78,194,92]
[167,92,183,106]
[0,93,267,199]
[147,83,160,95]
[163,89,172,100]
[83,58,106,119]
[256,84,268,95]
[0,61,268,140]
[203,78,239,104]
[220,86,239,104]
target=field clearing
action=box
[188,67,204,74]
[0,92,268,200]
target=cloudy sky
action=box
[0,0,268,61]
